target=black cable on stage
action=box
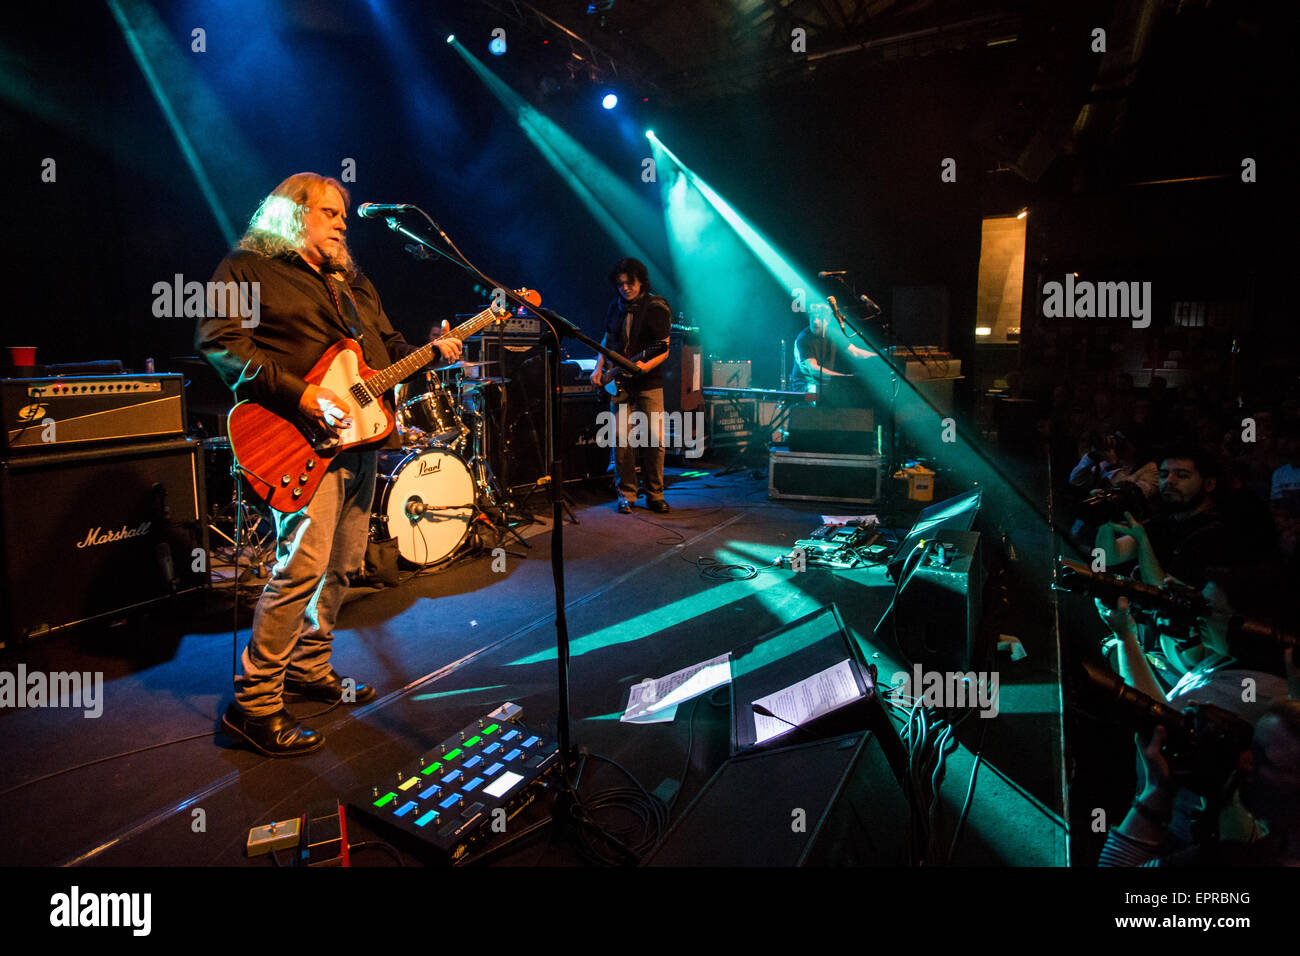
[668,684,730,819]
[568,752,669,865]
[347,840,405,866]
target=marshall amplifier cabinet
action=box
[1,438,208,641]
[2,373,186,455]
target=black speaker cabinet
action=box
[1,438,208,640]
[788,406,875,454]
[644,732,908,866]
[892,529,984,672]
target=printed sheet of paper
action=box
[621,681,677,724]
[751,658,860,744]
[621,652,731,723]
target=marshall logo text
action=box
[76,522,151,549]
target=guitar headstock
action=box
[490,288,542,317]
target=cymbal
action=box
[432,360,499,373]
[459,376,511,387]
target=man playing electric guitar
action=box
[589,257,673,514]
[196,172,462,757]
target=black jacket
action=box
[195,249,420,418]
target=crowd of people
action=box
[1031,363,1299,865]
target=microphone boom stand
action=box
[377,209,639,854]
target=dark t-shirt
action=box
[1143,510,1239,588]
[602,292,671,390]
[791,327,845,391]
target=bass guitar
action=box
[598,342,668,404]
[228,289,540,513]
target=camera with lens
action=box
[1077,660,1253,801]
[1076,482,1148,527]
[1055,558,1207,642]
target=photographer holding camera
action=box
[1070,430,1158,539]
[1071,429,1158,501]
[1094,444,1238,591]
[1090,567,1296,854]
[1098,698,1300,866]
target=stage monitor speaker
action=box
[788,406,875,455]
[891,529,984,672]
[644,731,908,866]
[1,438,209,640]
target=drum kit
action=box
[203,360,523,575]
[377,360,521,566]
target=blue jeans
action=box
[612,387,665,503]
[235,450,376,716]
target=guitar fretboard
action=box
[365,304,505,396]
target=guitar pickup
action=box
[349,383,372,408]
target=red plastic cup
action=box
[7,347,36,366]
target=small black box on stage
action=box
[892,530,985,672]
[787,406,874,454]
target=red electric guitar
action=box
[227,289,541,513]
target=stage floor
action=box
[0,463,1067,867]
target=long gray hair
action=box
[238,172,356,278]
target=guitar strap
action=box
[325,274,367,347]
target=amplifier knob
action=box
[299,474,309,484]
[292,488,302,499]
[305,459,316,470]
[281,475,291,486]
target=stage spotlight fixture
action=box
[490,35,506,55]
[602,93,618,110]
[644,129,655,140]
[446,34,455,44]
[1017,207,1028,219]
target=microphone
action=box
[818,270,847,277]
[827,295,847,336]
[751,703,815,741]
[356,202,413,219]
[859,293,882,314]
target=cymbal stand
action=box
[462,381,530,552]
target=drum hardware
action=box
[458,377,531,552]
[431,359,500,374]
[202,436,276,578]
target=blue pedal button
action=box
[484,761,504,777]
[522,735,539,748]
[439,793,461,810]
[414,810,439,828]
[463,755,483,769]
[503,748,522,762]
[463,776,484,793]
[394,800,417,818]
[501,729,520,742]
[418,784,442,800]
[483,742,502,756]
[441,769,462,785]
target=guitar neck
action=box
[365,304,502,395]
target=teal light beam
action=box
[107,0,237,246]
[449,40,674,297]
[648,133,1058,526]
